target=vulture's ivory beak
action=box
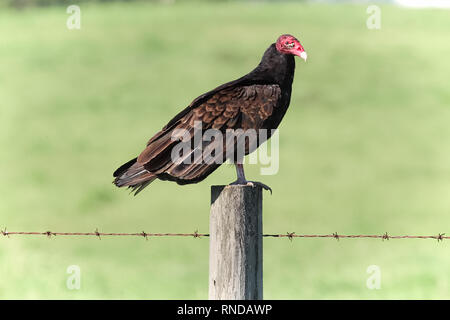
[300,51,307,62]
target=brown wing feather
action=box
[138,84,281,184]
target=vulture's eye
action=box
[285,42,295,48]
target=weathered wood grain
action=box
[209,185,263,300]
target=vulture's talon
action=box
[228,180,272,194]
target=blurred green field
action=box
[1,2,450,299]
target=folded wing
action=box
[114,84,281,192]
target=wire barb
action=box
[286,232,295,241]
[95,228,101,240]
[333,232,340,241]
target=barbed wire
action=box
[0,228,447,242]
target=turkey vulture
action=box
[113,34,307,195]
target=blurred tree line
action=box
[4,0,311,9]
[4,0,197,9]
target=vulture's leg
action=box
[229,163,272,194]
[235,163,247,184]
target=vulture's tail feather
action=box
[113,158,156,195]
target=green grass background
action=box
[1,1,449,299]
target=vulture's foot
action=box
[229,180,272,194]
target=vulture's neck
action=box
[246,44,295,88]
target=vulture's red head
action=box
[275,34,307,62]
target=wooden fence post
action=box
[209,185,263,300]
